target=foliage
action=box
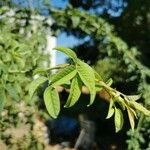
[1,0,150,149]
[0,6,50,149]
[0,6,48,110]
[50,5,150,148]
[29,47,150,133]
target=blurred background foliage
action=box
[0,0,150,149]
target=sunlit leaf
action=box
[106,78,113,86]
[44,86,60,118]
[64,75,82,107]
[71,16,80,28]
[129,101,150,116]
[106,99,114,119]
[29,76,48,98]
[77,59,96,106]
[127,107,135,130]
[115,97,126,110]
[127,95,141,101]
[33,67,47,75]
[95,83,103,92]
[53,47,77,62]
[93,69,103,81]
[50,65,77,86]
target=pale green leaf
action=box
[115,97,126,110]
[93,69,103,81]
[127,107,135,130]
[106,78,113,86]
[127,95,141,101]
[71,16,80,28]
[129,101,150,116]
[44,86,60,118]
[114,108,124,132]
[64,75,82,107]
[33,67,47,75]
[29,76,48,98]
[106,99,114,119]
[50,65,77,87]
[53,47,77,62]
[77,59,96,106]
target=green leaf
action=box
[106,78,113,86]
[33,68,47,75]
[127,95,141,101]
[50,65,77,87]
[33,64,70,75]
[6,84,19,101]
[106,99,114,119]
[95,83,103,92]
[77,59,96,106]
[53,47,77,62]
[93,69,103,81]
[114,108,124,132]
[115,97,126,110]
[29,76,48,98]
[127,107,135,130]
[0,89,6,114]
[71,16,80,28]
[64,75,82,107]
[44,86,60,118]
[129,101,150,116]
[14,56,25,69]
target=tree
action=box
[50,1,150,149]
[1,0,150,149]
